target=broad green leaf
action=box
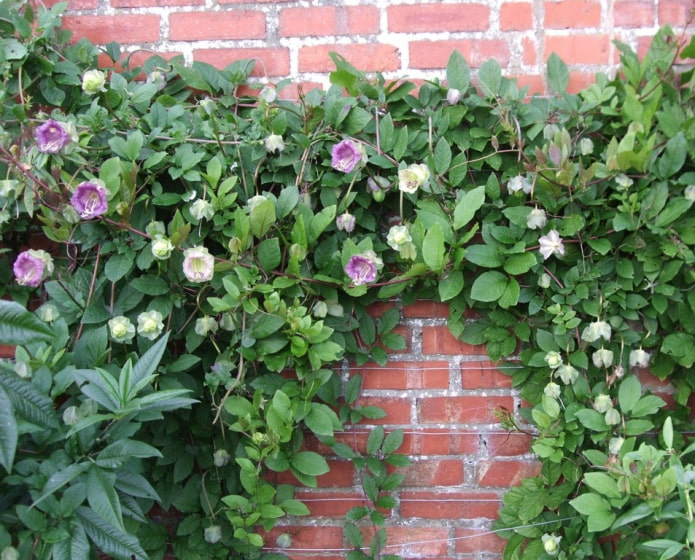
[309,205,337,242]
[656,132,687,178]
[0,387,17,472]
[503,252,537,275]
[290,451,329,476]
[250,199,276,238]
[583,472,622,499]
[470,271,508,303]
[618,375,641,413]
[32,463,91,511]
[446,50,470,91]
[87,467,123,531]
[0,300,54,344]
[465,244,503,267]
[574,409,608,432]
[547,53,569,93]
[367,426,385,455]
[569,493,615,532]
[104,253,133,283]
[434,137,452,175]
[453,185,485,230]
[257,237,282,271]
[662,333,695,367]
[478,59,501,98]
[439,270,464,301]
[96,439,163,468]
[114,471,160,501]
[422,222,446,273]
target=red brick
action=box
[486,432,534,456]
[522,36,537,66]
[40,0,96,8]
[193,48,290,77]
[280,6,379,37]
[295,491,366,517]
[358,360,450,390]
[366,301,398,318]
[400,429,479,455]
[477,459,542,487]
[421,325,486,355]
[400,491,501,519]
[219,0,291,3]
[460,361,512,389]
[266,458,355,488]
[659,0,694,25]
[363,526,450,557]
[454,527,507,554]
[169,11,265,41]
[112,0,202,6]
[299,44,400,73]
[409,39,510,69]
[566,70,599,93]
[278,81,324,100]
[500,2,534,30]
[614,1,656,27]
[63,14,160,44]
[402,300,449,318]
[545,35,611,65]
[515,74,546,95]
[545,0,602,28]
[418,395,515,424]
[0,344,14,358]
[261,526,344,551]
[355,396,412,424]
[400,458,465,486]
[388,4,490,32]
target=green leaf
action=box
[656,132,687,178]
[465,244,503,267]
[569,493,615,532]
[478,59,501,98]
[257,237,282,271]
[0,300,54,345]
[290,451,329,476]
[367,426,385,455]
[631,394,666,418]
[439,270,464,301]
[503,252,537,275]
[0,369,59,429]
[422,222,446,273]
[547,53,569,93]
[434,137,452,175]
[470,271,508,303]
[453,185,485,230]
[618,375,641,413]
[250,199,277,238]
[104,253,133,283]
[0,387,17,472]
[309,205,337,242]
[96,439,163,468]
[87,467,124,531]
[446,50,470,91]
[382,429,404,455]
[574,409,608,432]
[76,506,147,560]
[583,472,622,499]
[114,471,160,501]
[662,333,695,367]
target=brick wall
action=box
[51,0,694,96]
[265,301,538,559]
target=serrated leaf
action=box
[76,506,147,560]
[0,300,54,344]
[114,471,160,501]
[0,386,17,472]
[87,467,124,531]
[0,369,58,429]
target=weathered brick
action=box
[112,0,203,7]
[400,458,465,486]
[460,361,512,389]
[659,0,694,25]
[546,35,611,65]
[0,344,14,359]
[402,300,449,318]
[421,325,487,355]
[299,44,400,73]
[454,526,507,554]
[193,48,290,77]
[169,11,266,41]
[418,395,515,424]
[363,525,450,557]
[477,459,542,487]
[355,396,412,424]
[500,2,534,30]
[409,39,510,69]
[280,6,379,37]
[544,0,602,28]
[63,14,160,44]
[388,4,490,32]
[261,526,344,551]
[358,360,450,390]
[400,491,501,519]
[295,490,365,517]
[613,1,656,27]
[486,432,534,456]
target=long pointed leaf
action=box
[73,368,120,410]
[0,300,54,345]
[31,462,90,510]
[115,470,160,501]
[76,506,147,560]
[87,466,124,531]
[0,386,17,472]
[96,439,162,468]
[128,332,169,398]
[0,368,59,429]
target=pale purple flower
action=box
[71,181,108,219]
[183,246,215,283]
[331,139,364,173]
[13,249,54,287]
[35,120,71,154]
[538,229,565,260]
[345,251,381,286]
[336,212,356,232]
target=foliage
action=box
[0,0,694,558]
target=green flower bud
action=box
[82,69,107,95]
